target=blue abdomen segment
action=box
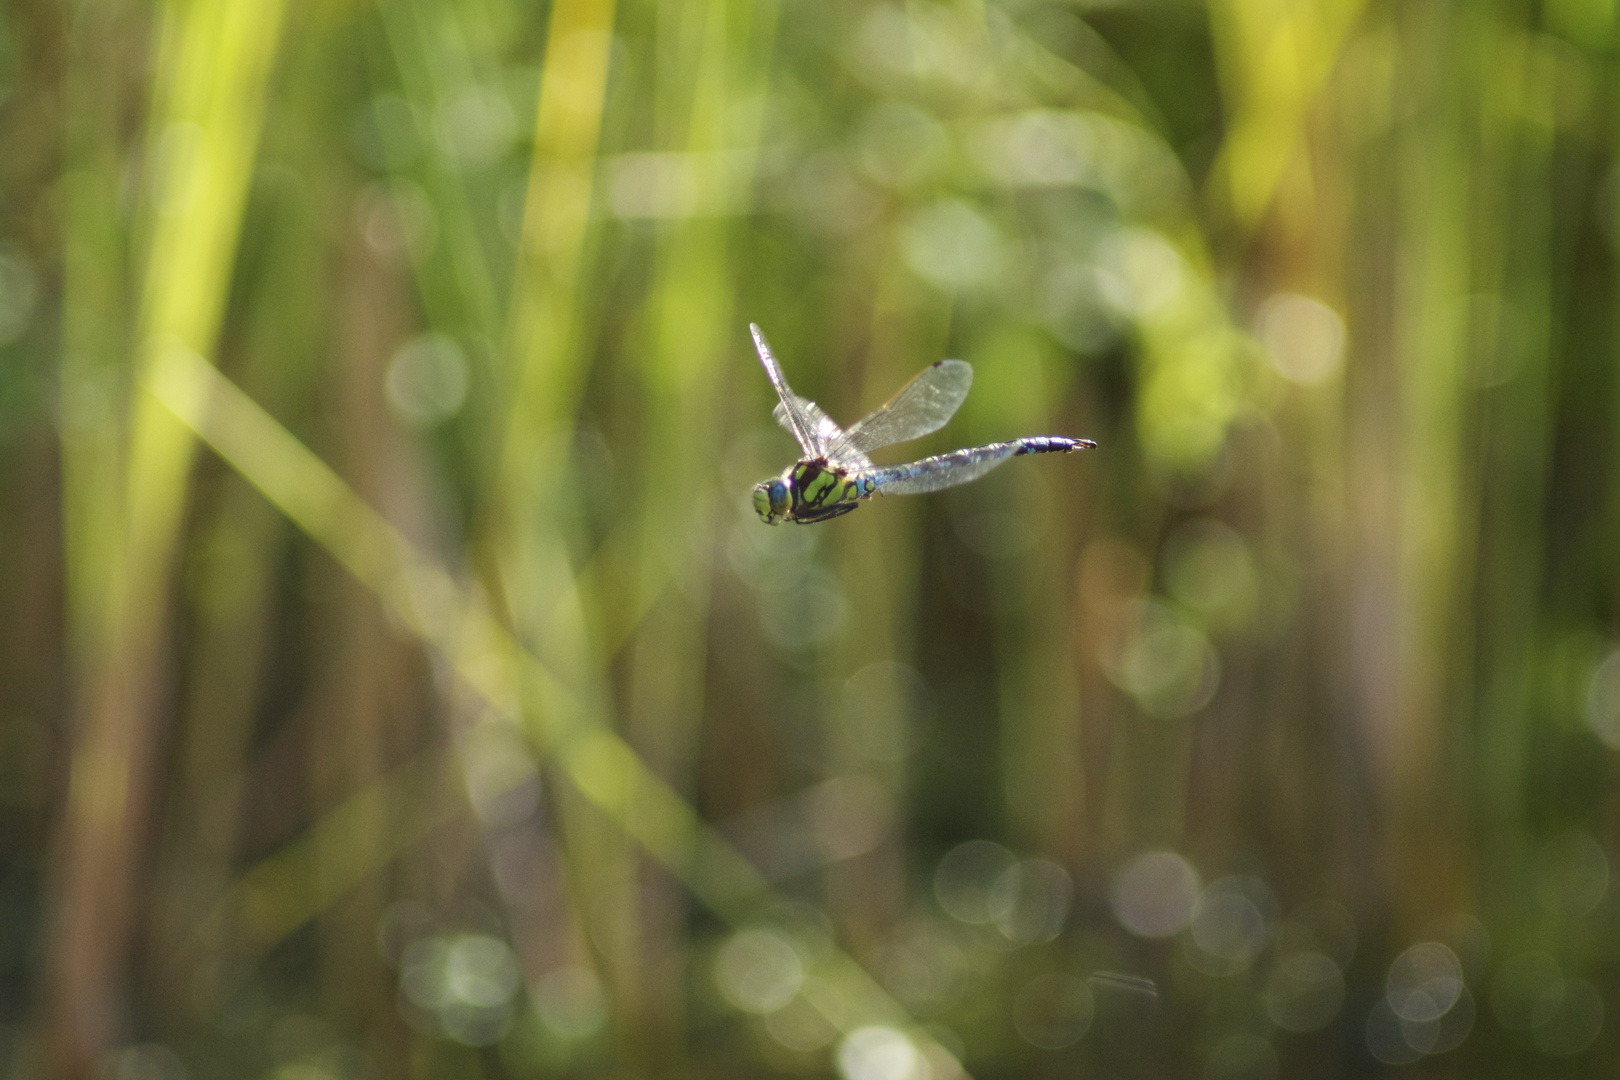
[1012,436,1089,456]
[867,437,1094,496]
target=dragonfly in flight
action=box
[749,324,1095,525]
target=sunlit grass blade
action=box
[1205,0,1369,234]
[48,0,293,1070]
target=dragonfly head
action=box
[752,476,791,525]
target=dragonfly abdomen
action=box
[1013,436,1095,456]
[867,436,1095,496]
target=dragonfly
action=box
[749,324,1095,525]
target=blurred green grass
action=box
[3,0,1620,1076]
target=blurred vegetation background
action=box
[2,0,1620,1076]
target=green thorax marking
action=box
[789,460,874,519]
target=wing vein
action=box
[751,324,825,458]
[827,359,972,466]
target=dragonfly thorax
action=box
[752,460,875,525]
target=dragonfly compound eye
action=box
[752,479,789,525]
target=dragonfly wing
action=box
[773,397,847,459]
[870,444,1019,495]
[752,324,826,457]
[827,359,972,463]
[869,436,1090,495]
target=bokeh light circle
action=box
[1386,942,1464,1022]
[1533,831,1610,917]
[1263,951,1344,1033]
[1255,293,1347,385]
[837,1026,924,1080]
[989,859,1073,945]
[1586,649,1620,747]
[1399,983,1475,1055]
[1204,1033,1278,1080]
[1531,978,1604,1056]
[1110,851,1200,938]
[385,333,468,427]
[934,841,1017,925]
[534,966,607,1040]
[1011,973,1093,1049]
[715,928,804,1014]
[1188,877,1274,975]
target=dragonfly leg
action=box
[791,502,858,524]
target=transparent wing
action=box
[773,397,855,463]
[869,443,1021,495]
[751,324,827,458]
[867,436,1089,495]
[827,359,972,466]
